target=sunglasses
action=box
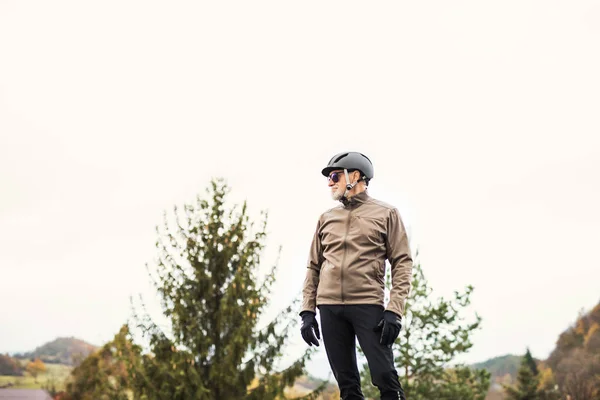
[327,171,346,183]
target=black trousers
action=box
[318,304,405,400]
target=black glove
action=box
[300,311,320,347]
[374,310,402,346]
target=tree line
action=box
[56,179,598,399]
[503,303,600,400]
[0,355,47,382]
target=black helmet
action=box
[321,151,374,181]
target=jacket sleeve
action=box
[385,208,413,318]
[301,218,324,314]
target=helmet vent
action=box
[333,153,349,163]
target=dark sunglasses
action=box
[327,171,345,183]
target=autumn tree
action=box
[554,349,600,400]
[130,179,317,399]
[546,301,600,399]
[536,364,560,400]
[0,354,23,376]
[25,358,46,382]
[360,258,490,400]
[63,325,142,400]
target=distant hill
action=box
[293,356,523,399]
[471,354,523,382]
[13,337,98,366]
[471,354,524,399]
[473,300,600,399]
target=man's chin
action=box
[331,190,344,201]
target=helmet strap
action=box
[343,169,358,197]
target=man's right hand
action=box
[300,311,320,346]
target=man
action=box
[300,151,413,400]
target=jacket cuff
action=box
[299,310,316,317]
[385,304,404,319]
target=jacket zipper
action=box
[340,208,352,303]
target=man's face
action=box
[327,170,347,201]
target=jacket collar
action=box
[340,191,370,208]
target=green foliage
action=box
[503,352,540,400]
[360,258,490,400]
[523,348,538,377]
[127,178,316,399]
[63,325,142,400]
[434,366,491,400]
[361,363,489,400]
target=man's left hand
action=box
[374,310,402,346]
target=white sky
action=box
[1,0,599,380]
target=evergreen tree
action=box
[504,352,540,400]
[360,258,490,400]
[524,348,539,376]
[131,179,318,400]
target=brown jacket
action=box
[302,191,413,317]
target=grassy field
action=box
[0,363,72,390]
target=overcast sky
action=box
[1,0,599,380]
